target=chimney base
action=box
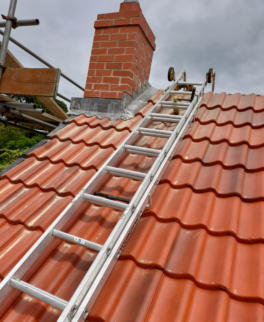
[70,83,157,120]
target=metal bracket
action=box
[1,14,17,28]
[146,194,152,209]
[0,14,39,29]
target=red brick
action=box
[120,2,141,14]
[110,84,130,91]
[121,77,137,90]
[120,26,138,33]
[101,91,121,99]
[91,48,107,55]
[89,62,105,69]
[119,40,137,47]
[85,83,92,90]
[111,84,132,95]
[113,70,133,78]
[120,10,141,18]
[97,13,121,20]
[110,33,128,41]
[94,20,114,28]
[114,19,131,26]
[90,55,98,62]
[95,69,112,77]
[97,55,115,62]
[94,29,103,35]
[103,76,120,84]
[92,42,101,49]
[125,47,136,55]
[115,55,135,62]
[100,41,118,48]
[108,48,125,55]
[103,27,120,35]
[131,17,141,25]
[94,35,110,42]
[88,70,96,77]
[93,84,110,91]
[86,76,102,83]
[106,62,123,70]
[127,33,137,41]
[84,90,101,98]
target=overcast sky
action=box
[0,0,264,107]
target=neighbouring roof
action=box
[0,91,264,321]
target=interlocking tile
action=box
[148,184,264,241]
[2,156,96,196]
[196,106,264,128]
[162,158,264,200]
[202,92,264,111]
[52,122,130,148]
[174,137,264,171]
[122,216,264,300]
[29,138,114,169]
[70,113,143,131]
[0,218,42,277]
[185,121,264,147]
[1,91,264,321]
[0,178,72,229]
[89,260,264,322]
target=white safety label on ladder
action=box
[74,237,86,246]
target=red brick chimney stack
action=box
[84,1,156,100]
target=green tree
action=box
[0,95,67,172]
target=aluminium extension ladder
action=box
[0,69,212,321]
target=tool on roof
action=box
[167,66,175,81]
[0,68,214,320]
[206,67,216,92]
[94,192,130,204]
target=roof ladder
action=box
[0,68,214,321]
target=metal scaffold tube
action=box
[0,0,17,79]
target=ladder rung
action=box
[9,278,68,310]
[137,127,172,138]
[169,90,192,95]
[82,193,128,211]
[160,101,189,107]
[124,145,160,157]
[149,113,182,122]
[177,82,203,86]
[52,229,102,252]
[105,166,146,181]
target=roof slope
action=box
[0,92,264,321]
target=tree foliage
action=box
[0,95,67,172]
[0,123,44,172]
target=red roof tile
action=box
[0,91,264,321]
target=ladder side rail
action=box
[0,196,85,314]
[59,83,205,321]
[72,94,205,321]
[0,71,185,315]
